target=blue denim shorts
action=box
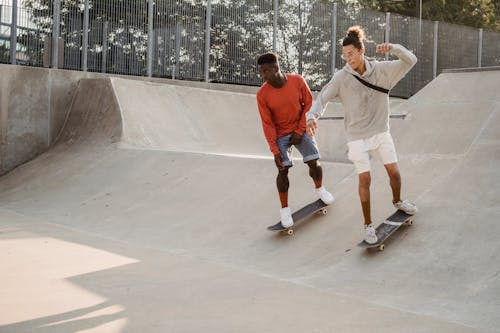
[277,133,320,167]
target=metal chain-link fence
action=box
[1,0,499,97]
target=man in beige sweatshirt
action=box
[306,26,418,244]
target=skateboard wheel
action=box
[320,209,327,215]
[286,229,294,235]
[406,219,413,225]
[378,244,385,251]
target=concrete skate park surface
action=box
[0,69,499,332]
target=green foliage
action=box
[210,0,271,84]
[357,0,416,17]
[16,0,499,84]
[423,0,499,31]
[356,0,500,32]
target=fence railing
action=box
[1,0,499,97]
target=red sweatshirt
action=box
[256,74,313,155]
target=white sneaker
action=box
[280,207,294,228]
[315,186,335,205]
[394,199,418,215]
[364,224,378,244]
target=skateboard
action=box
[267,199,328,235]
[358,210,414,251]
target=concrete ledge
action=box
[443,66,500,73]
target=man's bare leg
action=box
[307,160,323,189]
[358,171,372,225]
[384,162,401,204]
[308,159,334,204]
[277,167,290,208]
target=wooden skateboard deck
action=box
[267,199,328,235]
[358,210,414,251]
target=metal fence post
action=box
[433,21,438,79]
[174,22,181,79]
[331,3,337,75]
[82,0,89,72]
[102,21,108,73]
[273,0,278,52]
[204,0,212,82]
[385,12,390,61]
[478,28,483,68]
[10,0,17,65]
[52,0,60,68]
[147,0,154,77]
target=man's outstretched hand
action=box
[306,119,317,137]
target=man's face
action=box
[258,63,279,84]
[342,45,364,71]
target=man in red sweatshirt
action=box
[256,52,334,228]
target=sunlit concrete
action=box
[0,69,498,332]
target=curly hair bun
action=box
[346,26,365,42]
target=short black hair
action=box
[257,52,278,66]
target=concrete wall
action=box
[1,66,47,174]
[0,64,262,175]
[0,63,406,175]
[0,65,81,174]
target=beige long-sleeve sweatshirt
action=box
[306,44,417,141]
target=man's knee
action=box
[276,167,290,192]
[307,159,322,180]
[307,159,320,168]
[277,167,289,178]
[385,162,401,180]
[358,172,371,187]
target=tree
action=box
[20,0,205,74]
[357,0,417,17]
[210,0,272,84]
[276,0,335,89]
[423,0,499,32]
[357,0,500,32]
[20,0,150,71]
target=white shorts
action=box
[347,132,398,174]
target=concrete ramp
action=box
[52,77,268,157]
[111,78,269,156]
[56,79,122,147]
[0,70,499,333]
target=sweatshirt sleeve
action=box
[306,73,341,121]
[384,44,418,88]
[256,92,280,155]
[295,76,313,135]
